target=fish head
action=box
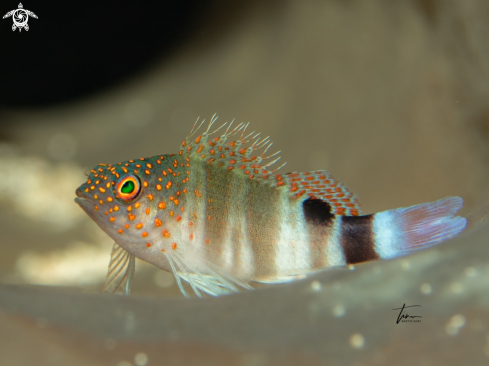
[75,158,169,246]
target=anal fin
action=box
[104,242,135,295]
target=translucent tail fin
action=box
[373,197,466,259]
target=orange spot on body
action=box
[128,214,136,221]
[118,229,123,234]
[156,184,162,191]
[155,218,162,227]
[110,217,115,222]
[158,202,166,209]
[176,216,181,221]
[162,229,170,238]
[134,202,140,209]
[142,232,148,237]
[136,223,143,229]
[145,208,150,215]
[146,243,152,247]
[124,224,130,229]
[172,243,177,250]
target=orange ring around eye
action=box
[116,175,141,202]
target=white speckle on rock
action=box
[310,280,321,292]
[401,260,410,270]
[135,352,148,366]
[333,304,346,317]
[450,282,463,294]
[349,333,364,349]
[445,314,466,336]
[465,267,477,277]
[420,283,432,295]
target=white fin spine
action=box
[104,242,135,295]
[162,245,253,297]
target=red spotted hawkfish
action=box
[75,115,467,297]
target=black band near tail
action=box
[302,198,334,225]
[340,215,379,264]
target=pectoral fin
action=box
[104,242,135,295]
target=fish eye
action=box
[115,174,141,202]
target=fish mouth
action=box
[74,189,92,209]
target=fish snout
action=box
[75,188,83,198]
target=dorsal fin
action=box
[275,170,362,216]
[180,114,284,182]
[179,115,361,216]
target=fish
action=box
[75,115,467,297]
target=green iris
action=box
[121,180,135,194]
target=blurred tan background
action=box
[1,0,489,365]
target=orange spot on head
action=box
[114,205,119,211]
[143,181,148,188]
[106,182,111,188]
[170,211,174,216]
[94,205,99,211]
[135,202,140,209]
[107,197,113,202]
[90,186,95,190]
[128,214,136,221]
[155,218,162,227]
[145,170,151,175]
[124,224,130,229]
[162,229,170,238]
[99,187,106,193]
[136,223,143,229]
[145,208,150,215]
[118,229,123,234]
[146,243,152,247]
[156,184,162,191]
[142,232,148,237]
[147,193,154,201]
[176,215,181,221]
[110,217,115,222]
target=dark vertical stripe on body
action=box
[340,215,379,264]
[302,198,335,268]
